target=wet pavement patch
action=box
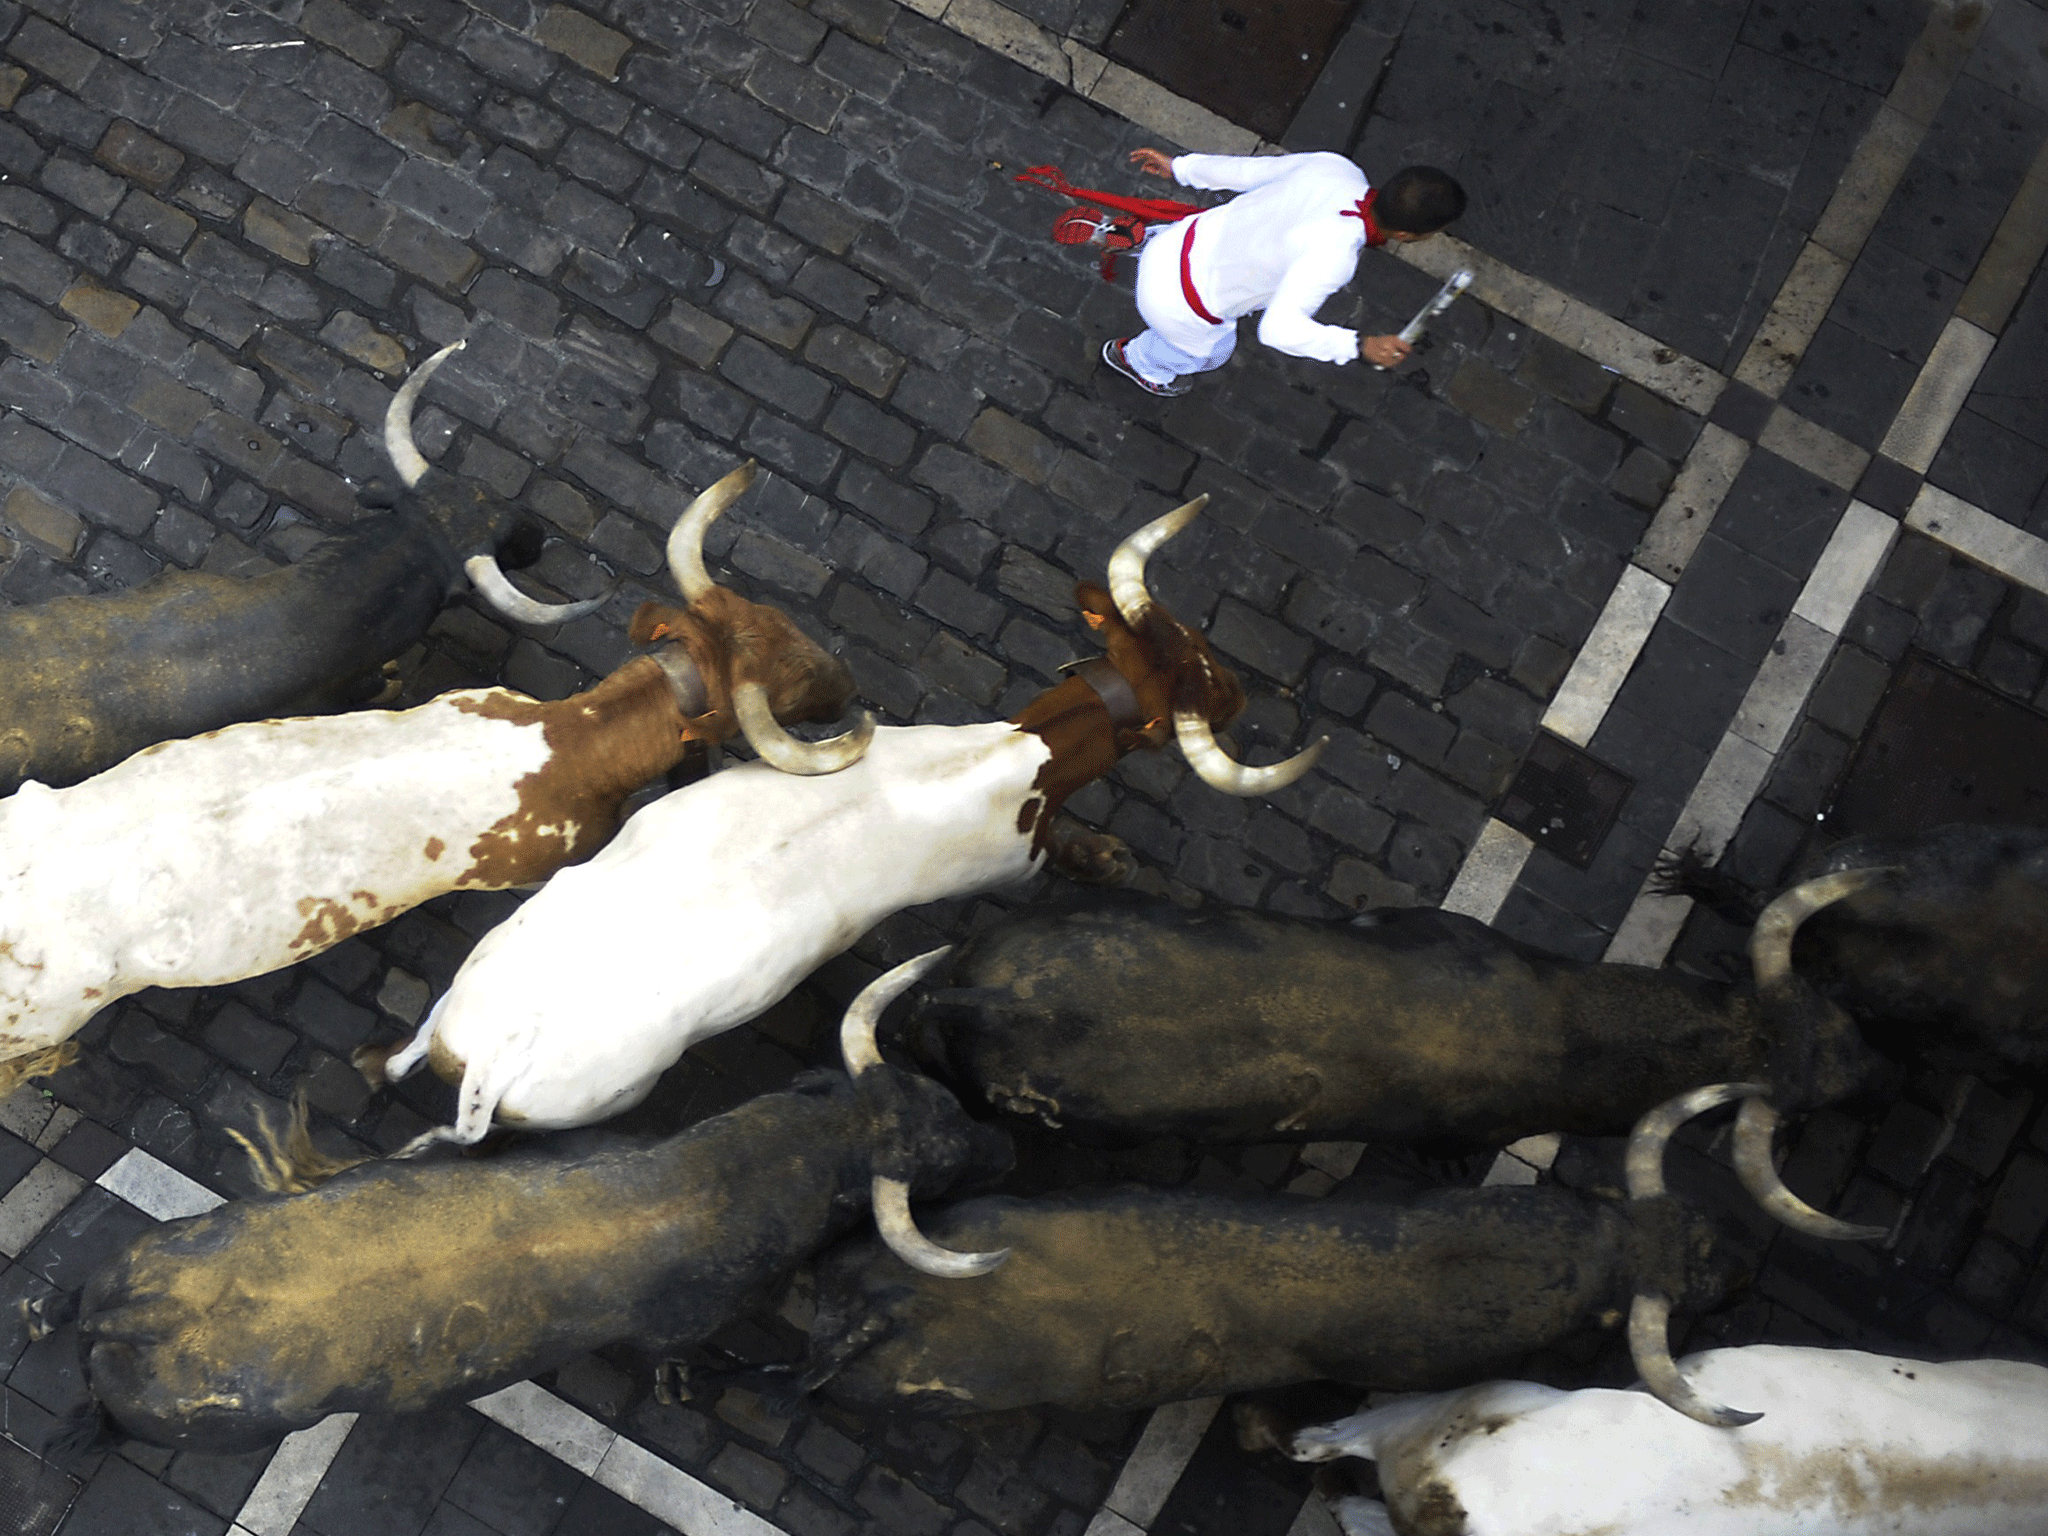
[1105,0,1360,141]
[1495,731,1633,869]
[1827,651,2048,835]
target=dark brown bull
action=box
[0,342,597,795]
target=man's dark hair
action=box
[1376,167,1466,234]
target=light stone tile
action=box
[1812,105,1928,262]
[470,1381,613,1478]
[597,1436,786,1535]
[1668,732,1777,861]
[1879,316,1997,471]
[946,0,1070,83]
[1634,425,1751,582]
[1481,1152,1541,1186]
[1302,1141,1367,1180]
[1731,615,1836,755]
[1087,63,1259,153]
[98,1148,225,1221]
[1908,485,2048,594]
[1085,1511,1148,1536]
[1957,158,2048,333]
[1506,1132,1561,1170]
[1603,889,1693,968]
[1064,40,1109,96]
[1439,819,1535,924]
[0,1158,85,1258]
[1284,1490,1346,1536]
[1758,407,1869,490]
[0,1085,56,1142]
[235,1414,358,1536]
[900,0,950,16]
[1793,501,1900,634]
[1541,564,1671,745]
[1735,242,1852,396]
[33,1103,80,1152]
[1561,306,1723,415]
[1104,1397,1223,1525]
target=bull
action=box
[0,455,868,1096]
[875,882,1887,1243]
[1670,824,2048,1079]
[1276,1344,2048,1535]
[0,342,600,795]
[359,498,1325,1177]
[32,981,1008,1454]
[792,1084,1793,1429]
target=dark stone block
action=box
[442,1422,585,1536]
[1707,377,1773,440]
[22,1186,154,1291]
[1783,319,1920,452]
[1665,531,1801,664]
[1855,452,1922,516]
[47,1117,124,1180]
[1928,408,2048,527]
[300,1404,482,1536]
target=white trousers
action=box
[1125,218,1239,386]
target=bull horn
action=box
[383,339,465,488]
[1750,866,1891,987]
[1732,1097,1886,1242]
[873,1175,1010,1279]
[1106,497,1205,625]
[1624,1081,1767,1427]
[840,947,954,1077]
[1629,1293,1762,1429]
[734,682,875,774]
[1173,710,1327,796]
[462,554,610,626]
[668,461,757,603]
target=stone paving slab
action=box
[0,0,2042,1533]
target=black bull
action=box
[47,1069,1008,1454]
[907,895,1885,1150]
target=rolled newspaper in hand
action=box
[1373,269,1474,369]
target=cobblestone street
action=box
[0,0,2046,1533]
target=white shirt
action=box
[1168,151,1373,365]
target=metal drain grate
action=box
[0,1434,78,1536]
[1495,732,1633,869]
[1827,652,2048,837]
[1105,0,1359,142]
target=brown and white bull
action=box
[792,1085,1777,1428]
[887,881,1890,1240]
[0,448,867,1095]
[369,499,1324,1163]
[1278,1344,2048,1535]
[34,984,1008,1454]
[0,342,601,797]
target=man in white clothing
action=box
[1102,149,1466,397]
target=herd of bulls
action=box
[7,346,2048,1534]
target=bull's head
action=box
[627,462,872,773]
[383,342,607,627]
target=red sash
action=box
[1178,219,1222,324]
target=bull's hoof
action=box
[1058,831,1137,887]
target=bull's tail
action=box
[0,1038,79,1100]
[229,1090,372,1194]
[1649,846,1768,924]
[42,1399,115,1463]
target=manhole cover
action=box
[1105,0,1360,142]
[1826,652,2048,836]
[0,1434,78,1536]
[1495,732,1633,869]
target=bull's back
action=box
[928,903,1762,1145]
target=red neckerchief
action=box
[1342,189,1387,247]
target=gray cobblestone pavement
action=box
[0,0,2044,1533]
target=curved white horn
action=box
[383,339,466,488]
[1732,1097,1886,1241]
[1750,866,1891,987]
[872,1175,1009,1278]
[463,554,609,625]
[1624,1080,1768,1201]
[733,682,875,774]
[1173,710,1327,796]
[668,461,756,602]
[1628,1293,1762,1427]
[840,947,955,1077]
[1106,498,1205,625]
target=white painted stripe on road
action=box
[97,1147,225,1221]
[1880,316,1998,471]
[1541,564,1673,746]
[1438,817,1534,925]
[1907,484,2048,595]
[595,1432,788,1536]
[469,1381,614,1478]
[233,1413,358,1536]
[1102,1395,1222,1528]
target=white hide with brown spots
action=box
[396,721,1053,1139]
[0,693,573,1066]
[1288,1345,2048,1535]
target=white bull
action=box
[1284,1345,2048,1536]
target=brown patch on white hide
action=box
[1718,1438,2048,1522]
[630,587,855,744]
[290,893,395,954]
[423,836,445,861]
